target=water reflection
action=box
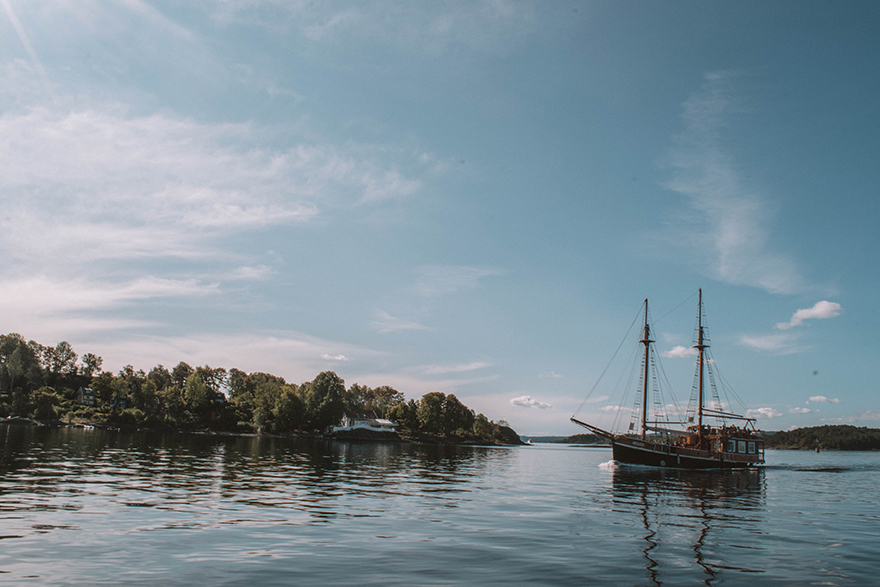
[609,465,766,586]
[0,426,508,529]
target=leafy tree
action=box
[274,385,304,433]
[90,372,116,405]
[417,392,446,434]
[81,353,103,378]
[184,373,210,415]
[160,385,186,423]
[473,413,493,439]
[0,333,44,392]
[47,341,78,387]
[345,383,372,416]
[147,364,172,391]
[32,387,62,420]
[387,399,419,432]
[227,368,253,412]
[302,371,346,430]
[171,362,195,389]
[252,377,282,433]
[371,386,404,417]
[443,394,474,435]
[196,365,227,397]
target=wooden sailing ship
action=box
[571,289,764,469]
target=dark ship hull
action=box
[611,435,762,470]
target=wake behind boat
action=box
[571,289,764,469]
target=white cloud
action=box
[808,395,841,404]
[776,301,842,330]
[510,395,552,409]
[226,265,275,281]
[665,71,802,294]
[789,407,812,414]
[0,107,422,270]
[0,104,425,341]
[321,354,351,362]
[739,333,803,355]
[76,330,382,383]
[746,407,783,419]
[661,345,698,358]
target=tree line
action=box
[764,424,880,450]
[0,333,518,443]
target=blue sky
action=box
[1,1,877,435]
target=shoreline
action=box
[1,416,525,447]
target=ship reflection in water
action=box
[609,464,766,586]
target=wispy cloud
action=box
[510,395,552,409]
[740,333,803,355]
[790,407,812,414]
[666,71,802,294]
[370,310,430,334]
[413,265,502,297]
[203,1,537,55]
[0,0,50,92]
[538,371,563,378]
[661,345,698,358]
[0,104,425,340]
[776,301,842,330]
[421,362,494,375]
[84,330,381,380]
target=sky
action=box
[1,0,878,435]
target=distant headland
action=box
[530,426,880,451]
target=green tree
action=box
[32,387,62,420]
[147,364,172,391]
[443,394,475,435]
[160,385,186,423]
[387,399,419,432]
[91,372,116,405]
[303,371,346,431]
[473,413,493,439]
[252,377,283,433]
[81,353,103,378]
[344,383,372,416]
[371,386,405,418]
[417,392,446,434]
[274,385,304,433]
[184,373,210,415]
[171,362,195,389]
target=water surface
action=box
[1,426,877,585]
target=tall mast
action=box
[638,299,653,439]
[693,288,708,439]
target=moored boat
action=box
[571,289,764,469]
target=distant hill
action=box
[554,433,610,445]
[765,425,880,450]
[521,436,565,443]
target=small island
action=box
[0,333,522,445]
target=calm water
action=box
[1,427,878,586]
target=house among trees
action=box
[77,386,97,407]
[332,409,399,434]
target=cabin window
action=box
[748,442,756,454]
[727,441,736,453]
[737,440,746,453]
